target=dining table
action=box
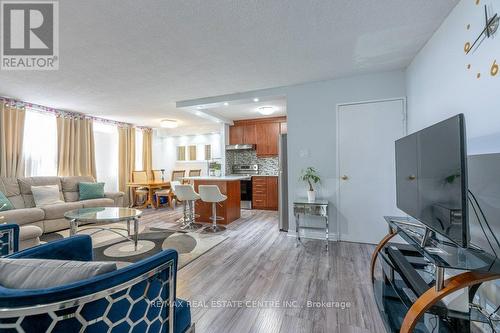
[126,180,170,209]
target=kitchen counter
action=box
[183,175,250,181]
[190,177,243,225]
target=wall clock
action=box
[464,0,499,78]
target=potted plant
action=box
[300,167,320,202]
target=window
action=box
[177,146,186,161]
[205,144,212,160]
[23,110,57,176]
[135,129,143,170]
[188,145,196,161]
[93,122,118,192]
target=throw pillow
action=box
[31,185,64,207]
[0,258,117,289]
[0,192,13,211]
[79,182,105,200]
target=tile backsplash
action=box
[226,150,279,176]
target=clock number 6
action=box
[491,60,499,76]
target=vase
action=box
[307,190,316,202]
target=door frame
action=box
[335,97,407,242]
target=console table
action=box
[293,199,329,250]
[371,216,500,333]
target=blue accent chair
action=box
[0,223,19,256]
[0,232,194,333]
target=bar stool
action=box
[198,185,227,233]
[174,185,203,230]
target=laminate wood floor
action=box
[142,208,386,333]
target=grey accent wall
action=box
[181,70,406,239]
[225,150,279,176]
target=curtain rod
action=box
[0,96,151,129]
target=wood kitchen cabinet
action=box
[229,116,286,156]
[229,126,244,145]
[252,176,278,210]
[256,122,280,156]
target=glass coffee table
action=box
[64,207,142,250]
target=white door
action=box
[338,99,405,244]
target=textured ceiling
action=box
[0,0,458,128]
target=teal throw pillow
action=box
[0,192,13,211]
[79,182,105,200]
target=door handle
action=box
[341,175,349,181]
[408,175,416,181]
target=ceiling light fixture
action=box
[195,111,203,116]
[160,119,178,128]
[257,106,275,116]
[253,98,259,102]
[196,106,202,110]
[223,102,229,106]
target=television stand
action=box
[371,216,500,333]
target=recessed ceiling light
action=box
[196,106,202,109]
[195,111,203,116]
[257,106,275,116]
[253,98,259,102]
[160,119,178,128]
[223,102,229,106]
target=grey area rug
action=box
[41,222,227,269]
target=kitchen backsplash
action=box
[226,150,279,176]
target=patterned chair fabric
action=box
[0,235,193,333]
[0,224,19,256]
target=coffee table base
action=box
[69,218,140,251]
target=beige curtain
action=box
[118,126,135,206]
[57,116,96,178]
[0,102,25,177]
[142,128,153,174]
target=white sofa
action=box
[0,176,124,234]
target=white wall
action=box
[406,0,500,154]
[285,71,406,239]
[152,130,222,178]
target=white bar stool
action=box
[174,185,203,230]
[198,185,227,233]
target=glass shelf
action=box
[385,216,500,274]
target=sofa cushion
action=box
[60,176,95,202]
[18,177,62,208]
[43,218,70,233]
[0,258,117,289]
[80,198,114,208]
[0,208,45,225]
[0,177,24,209]
[31,185,64,207]
[175,299,192,333]
[41,202,83,220]
[79,182,105,200]
[0,192,13,211]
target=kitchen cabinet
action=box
[256,122,280,156]
[243,124,257,144]
[229,117,286,156]
[229,126,244,145]
[252,176,278,210]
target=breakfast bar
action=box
[183,175,248,225]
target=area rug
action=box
[41,222,227,269]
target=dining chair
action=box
[132,170,149,206]
[188,169,201,177]
[183,169,202,184]
[171,170,185,182]
[151,169,163,181]
[155,180,181,209]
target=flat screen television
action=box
[395,114,469,247]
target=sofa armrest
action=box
[0,223,19,255]
[104,191,125,207]
[9,235,93,261]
